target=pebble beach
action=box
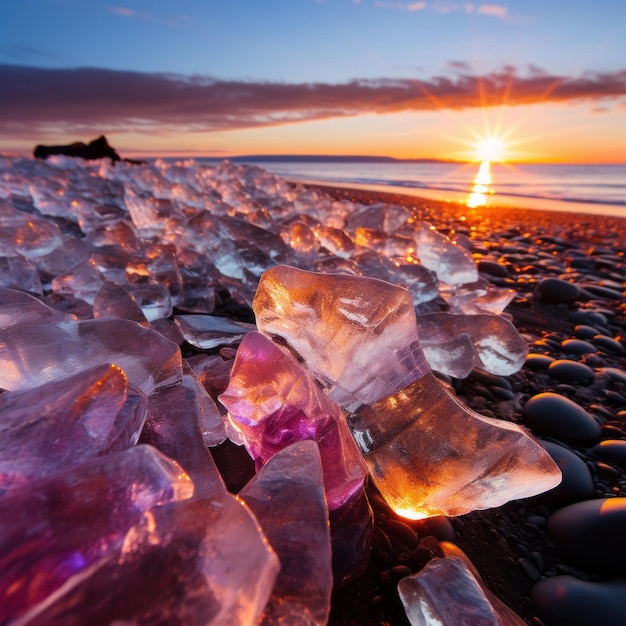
[314,184,626,626]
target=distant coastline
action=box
[203,154,463,164]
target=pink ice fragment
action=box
[219,331,367,510]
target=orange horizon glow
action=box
[2,99,625,165]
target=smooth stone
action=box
[598,367,626,384]
[569,310,608,326]
[525,353,555,370]
[547,360,595,385]
[538,441,594,505]
[535,278,581,304]
[560,339,596,355]
[591,440,626,469]
[547,498,626,575]
[568,257,598,270]
[582,284,625,300]
[574,324,601,340]
[477,260,510,278]
[593,334,626,355]
[522,392,602,443]
[531,575,626,626]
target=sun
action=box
[475,135,505,162]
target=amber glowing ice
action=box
[254,265,561,519]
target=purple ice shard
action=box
[0,363,146,491]
[398,543,526,625]
[14,494,279,626]
[219,331,367,510]
[254,266,561,519]
[240,441,333,626]
[0,445,194,624]
[0,318,182,394]
[415,311,528,378]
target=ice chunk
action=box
[0,445,193,624]
[175,314,256,350]
[350,375,561,517]
[93,281,150,326]
[219,331,367,510]
[254,266,561,518]
[346,202,412,233]
[124,184,172,234]
[125,243,183,306]
[442,278,516,316]
[140,375,226,497]
[415,312,528,378]
[0,201,64,257]
[240,441,332,626]
[414,223,478,285]
[50,258,106,304]
[0,364,146,491]
[15,495,279,626]
[398,543,526,625]
[125,283,173,321]
[0,287,71,327]
[0,255,42,294]
[254,265,428,411]
[0,319,182,394]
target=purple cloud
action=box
[1,64,625,139]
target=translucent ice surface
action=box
[254,265,561,518]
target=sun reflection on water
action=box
[466,160,493,208]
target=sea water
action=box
[198,159,626,218]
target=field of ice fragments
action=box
[0,155,560,625]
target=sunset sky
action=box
[2,0,626,163]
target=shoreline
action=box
[305,182,626,247]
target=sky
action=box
[2,0,626,162]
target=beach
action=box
[0,157,625,625]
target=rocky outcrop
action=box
[34,135,121,162]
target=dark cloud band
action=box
[1,64,625,138]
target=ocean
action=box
[198,159,626,219]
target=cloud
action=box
[374,2,426,11]
[375,2,508,18]
[1,64,625,139]
[476,4,507,19]
[106,5,152,20]
[447,60,471,72]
